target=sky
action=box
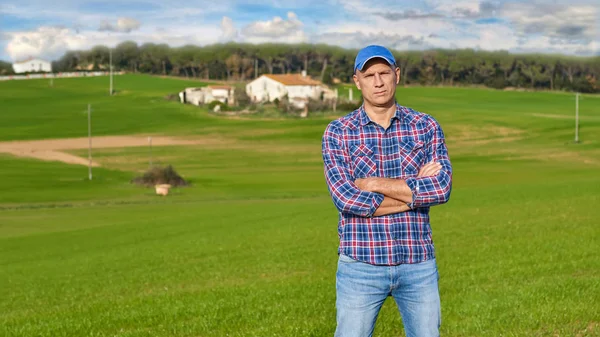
[1,0,598,62]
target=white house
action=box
[12,57,52,74]
[246,71,335,108]
[179,85,235,106]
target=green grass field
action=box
[1,74,599,337]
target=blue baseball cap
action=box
[354,45,396,73]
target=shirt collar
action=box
[359,102,403,126]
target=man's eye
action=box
[365,74,373,78]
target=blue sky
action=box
[1,0,598,62]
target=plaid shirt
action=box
[322,103,452,265]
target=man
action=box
[321,45,453,337]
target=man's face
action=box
[353,59,400,107]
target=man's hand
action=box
[355,177,374,192]
[418,161,442,178]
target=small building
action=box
[179,85,235,106]
[12,57,52,74]
[75,63,107,71]
[246,71,335,108]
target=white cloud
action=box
[98,17,141,33]
[427,0,482,17]
[221,16,238,41]
[2,3,112,25]
[502,3,597,42]
[6,27,87,61]
[338,0,374,13]
[314,32,431,50]
[213,12,308,44]
[512,35,598,56]
[241,12,306,42]
[2,1,597,60]
[317,0,598,55]
[123,25,223,47]
[477,24,518,51]
[4,24,223,61]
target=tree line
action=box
[5,42,600,93]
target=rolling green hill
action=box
[0,75,598,337]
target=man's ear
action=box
[353,74,361,90]
[395,67,401,85]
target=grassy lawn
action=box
[1,75,599,336]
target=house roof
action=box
[208,85,233,90]
[263,74,322,86]
[14,57,48,64]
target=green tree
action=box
[114,41,140,72]
[0,61,14,75]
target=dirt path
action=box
[0,135,213,167]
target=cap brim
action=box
[355,56,395,72]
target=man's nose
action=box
[374,73,383,87]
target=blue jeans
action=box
[334,254,441,337]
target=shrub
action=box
[208,100,228,111]
[131,165,189,187]
[336,100,362,112]
[233,86,251,106]
[276,96,293,113]
[307,98,331,112]
[485,76,507,90]
[164,93,180,101]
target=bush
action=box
[307,98,331,112]
[233,86,251,106]
[131,165,189,187]
[485,76,507,90]
[571,77,597,93]
[336,100,362,112]
[276,96,293,113]
[164,93,180,101]
[208,100,228,111]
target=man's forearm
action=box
[372,196,411,216]
[366,178,413,203]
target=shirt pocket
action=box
[399,140,425,176]
[350,143,378,178]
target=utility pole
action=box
[109,48,113,96]
[88,104,93,180]
[575,92,580,143]
[254,58,258,79]
[333,88,338,113]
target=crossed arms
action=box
[356,161,443,216]
[322,121,452,218]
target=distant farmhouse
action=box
[246,71,337,108]
[179,85,235,106]
[12,57,52,74]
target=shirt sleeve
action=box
[404,117,453,209]
[322,122,384,217]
